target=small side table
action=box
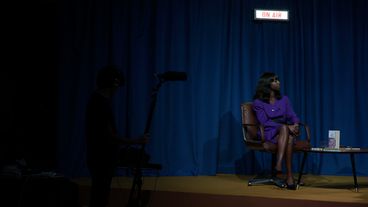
[297,147,368,192]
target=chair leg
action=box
[248,174,286,188]
[271,154,276,172]
[248,154,285,188]
[248,176,274,186]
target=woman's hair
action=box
[253,72,282,102]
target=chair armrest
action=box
[298,122,311,143]
[243,123,265,143]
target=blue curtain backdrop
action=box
[57,0,368,177]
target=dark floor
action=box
[1,175,79,207]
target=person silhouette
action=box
[252,72,300,190]
[85,65,147,207]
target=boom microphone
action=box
[157,71,187,81]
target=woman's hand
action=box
[288,123,300,136]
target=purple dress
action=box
[253,96,299,144]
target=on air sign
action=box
[254,9,289,21]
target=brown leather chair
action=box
[241,102,311,188]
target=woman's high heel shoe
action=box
[286,180,297,190]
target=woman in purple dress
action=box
[253,72,300,190]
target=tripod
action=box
[126,72,187,207]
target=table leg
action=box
[297,151,308,189]
[349,153,359,192]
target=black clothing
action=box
[85,91,118,207]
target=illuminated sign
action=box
[254,9,289,21]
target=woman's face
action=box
[270,76,280,91]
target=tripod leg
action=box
[127,168,143,207]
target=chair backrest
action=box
[240,102,259,142]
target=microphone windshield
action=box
[159,71,187,81]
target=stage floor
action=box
[73,174,368,207]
